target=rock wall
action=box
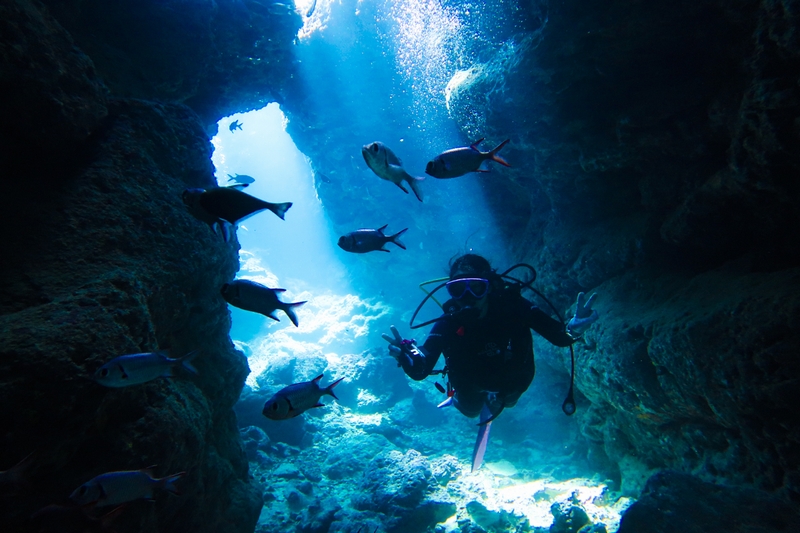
[40,0,303,132]
[0,1,265,531]
[443,0,800,504]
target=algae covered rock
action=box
[550,500,590,533]
[354,449,456,533]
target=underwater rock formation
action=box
[0,1,262,532]
[443,0,800,503]
[354,449,456,533]
[617,470,796,533]
[39,0,303,131]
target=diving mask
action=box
[445,277,489,300]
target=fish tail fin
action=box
[268,202,293,220]
[408,176,424,202]
[470,138,486,150]
[325,377,345,401]
[389,228,408,250]
[179,350,200,374]
[489,139,511,167]
[283,301,307,327]
[159,472,186,496]
[471,405,493,472]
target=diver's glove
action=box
[567,292,599,339]
[382,325,424,367]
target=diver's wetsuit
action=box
[401,289,574,418]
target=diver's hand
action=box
[567,292,599,338]
[382,325,423,367]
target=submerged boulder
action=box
[354,449,456,533]
[617,470,797,533]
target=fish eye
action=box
[79,486,88,495]
[371,143,378,152]
[271,403,278,411]
[100,368,109,377]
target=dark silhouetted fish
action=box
[362,141,424,201]
[229,120,243,132]
[227,173,256,185]
[306,0,317,17]
[221,279,306,327]
[93,350,199,388]
[183,187,291,241]
[337,224,407,253]
[262,374,344,420]
[183,187,291,224]
[70,468,184,507]
[425,138,510,179]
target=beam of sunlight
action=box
[212,105,390,389]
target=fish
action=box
[361,142,424,202]
[227,173,256,185]
[220,279,306,327]
[30,503,127,533]
[182,187,292,242]
[93,350,199,388]
[183,187,291,224]
[69,468,184,507]
[337,224,407,253]
[262,374,344,420]
[425,138,511,179]
[229,120,243,132]
[306,0,318,17]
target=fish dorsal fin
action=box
[311,374,324,383]
[377,224,388,235]
[273,288,286,292]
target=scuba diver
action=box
[383,253,598,470]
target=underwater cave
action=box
[1,1,799,533]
